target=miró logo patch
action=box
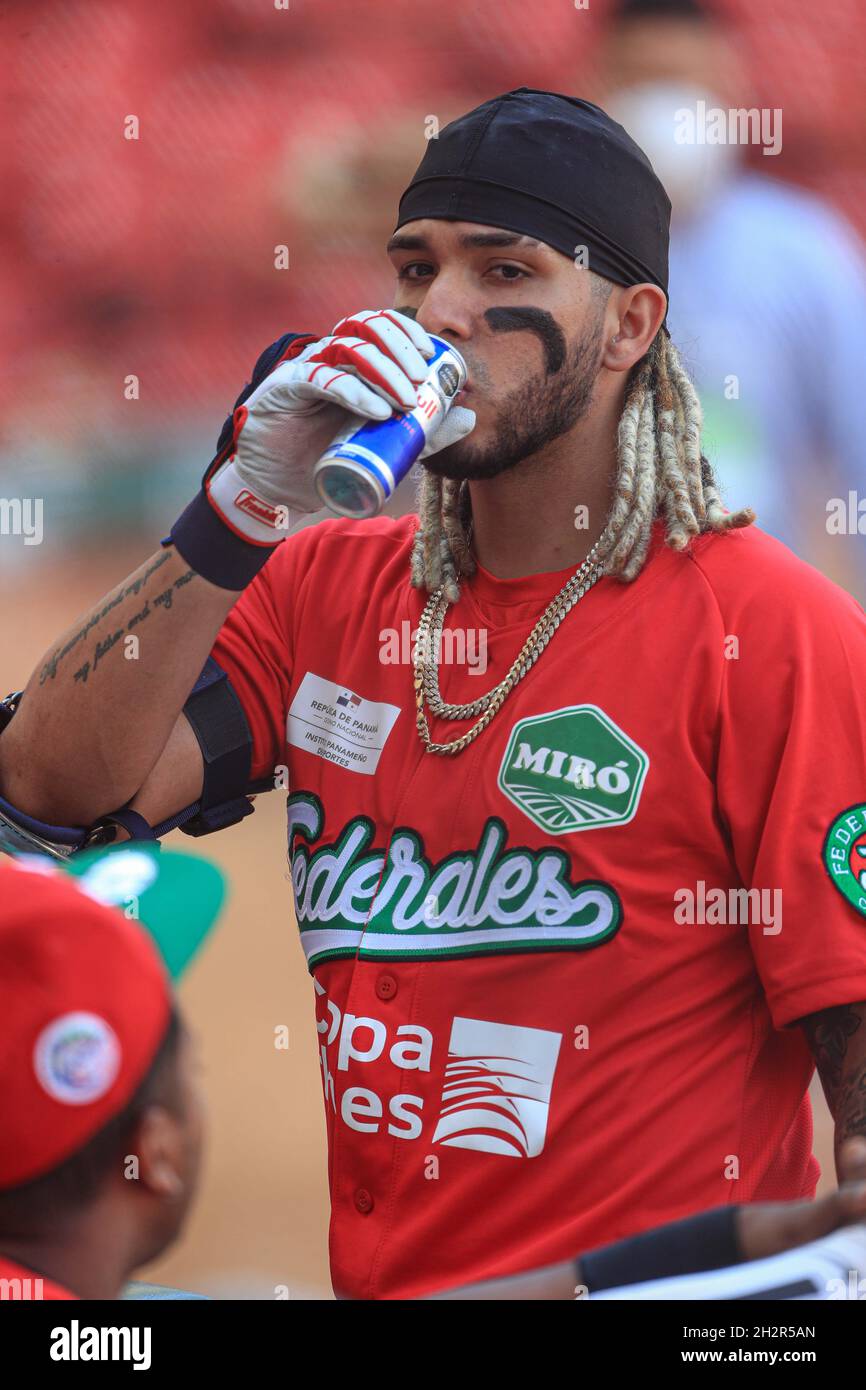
[498,704,649,834]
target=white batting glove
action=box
[206,310,475,541]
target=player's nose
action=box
[414,276,474,347]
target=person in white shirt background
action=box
[594,0,866,600]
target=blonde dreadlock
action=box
[409,333,755,600]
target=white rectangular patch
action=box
[287,672,400,776]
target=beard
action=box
[421,318,604,482]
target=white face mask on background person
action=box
[606,82,740,219]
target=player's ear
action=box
[600,284,667,375]
[130,1104,187,1198]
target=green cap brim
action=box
[62,844,226,980]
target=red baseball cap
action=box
[0,846,225,1190]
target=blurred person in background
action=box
[595,0,866,597]
[0,848,223,1301]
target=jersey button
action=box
[354,1188,374,1215]
[375,972,398,1001]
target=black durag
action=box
[394,88,671,314]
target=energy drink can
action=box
[313,335,467,519]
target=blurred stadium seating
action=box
[1,0,865,543]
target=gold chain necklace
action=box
[413,541,604,755]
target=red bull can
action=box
[313,335,467,519]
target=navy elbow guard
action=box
[0,658,264,859]
[174,656,257,836]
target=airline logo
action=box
[431,1016,562,1158]
[313,986,563,1160]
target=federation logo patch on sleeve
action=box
[823,804,866,917]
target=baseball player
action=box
[3,88,866,1300]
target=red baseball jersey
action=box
[211,513,866,1299]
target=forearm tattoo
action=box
[835,1067,866,1145]
[801,1003,866,1144]
[37,553,196,687]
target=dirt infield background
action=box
[1,550,835,1299]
